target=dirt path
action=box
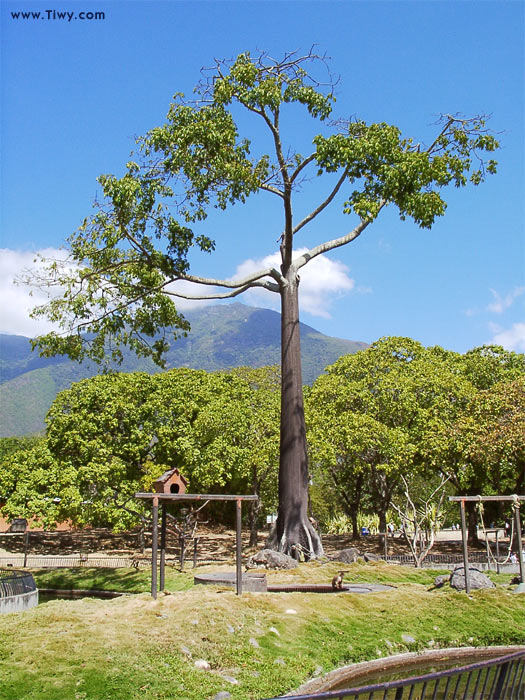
[0,526,492,563]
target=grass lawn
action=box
[1,562,523,700]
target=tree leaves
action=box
[0,367,280,530]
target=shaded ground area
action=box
[0,526,491,562]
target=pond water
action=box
[38,589,124,603]
[327,649,520,698]
[330,654,497,688]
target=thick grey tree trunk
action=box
[266,270,323,559]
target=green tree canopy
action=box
[307,338,476,533]
[0,367,280,532]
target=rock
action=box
[226,624,235,634]
[220,675,238,685]
[269,626,280,636]
[274,658,285,665]
[246,548,298,570]
[180,645,192,657]
[249,637,260,648]
[512,583,525,594]
[194,659,211,670]
[211,693,231,700]
[363,552,381,562]
[402,634,416,644]
[285,608,297,615]
[434,575,450,588]
[330,548,360,563]
[450,566,495,591]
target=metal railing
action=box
[265,650,525,700]
[383,552,511,565]
[0,569,37,598]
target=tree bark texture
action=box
[467,501,481,546]
[266,272,323,559]
[249,483,261,548]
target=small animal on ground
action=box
[331,570,349,590]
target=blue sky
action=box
[1,0,524,354]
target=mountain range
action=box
[0,303,367,437]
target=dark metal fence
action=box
[383,552,510,566]
[0,569,37,597]
[265,650,525,700]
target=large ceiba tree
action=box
[28,50,499,559]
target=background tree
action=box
[227,367,280,545]
[306,377,416,538]
[390,473,451,567]
[0,442,69,528]
[307,338,477,535]
[0,436,42,462]
[0,367,281,534]
[153,365,280,542]
[426,375,525,543]
[26,50,499,558]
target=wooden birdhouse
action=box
[152,468,188,495]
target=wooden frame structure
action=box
[135,493,258,598]
[449,495,524,593]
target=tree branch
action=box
[259,183,285,198]
[175,266,285,289]
[292,167,349,236]
[293,219,368,270]
[290,153,317,183]
[163,279,278,301]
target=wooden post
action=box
[179,535,186,570]
[193,537,199,569]
[160,503,166,592]
[460,499,470,594]
[151,497,159,600]
[513,501,524,584]
[496,530,500,575]
[23,531,29,568]
[236,498,242,596]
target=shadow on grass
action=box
[31,567,193,593]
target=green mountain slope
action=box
[0,303,367,436]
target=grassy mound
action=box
[1,562,522,700]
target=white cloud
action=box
[232,248,355,318]
[0,248,69,337]
[487,286,525,314]
[490,322,525,352]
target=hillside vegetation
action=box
[0,303,365,436]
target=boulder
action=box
[450,566,495,591]
[363,552,381,562]
[330,548,359,563]
[433,575,450,588]
[246,548,298,570]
